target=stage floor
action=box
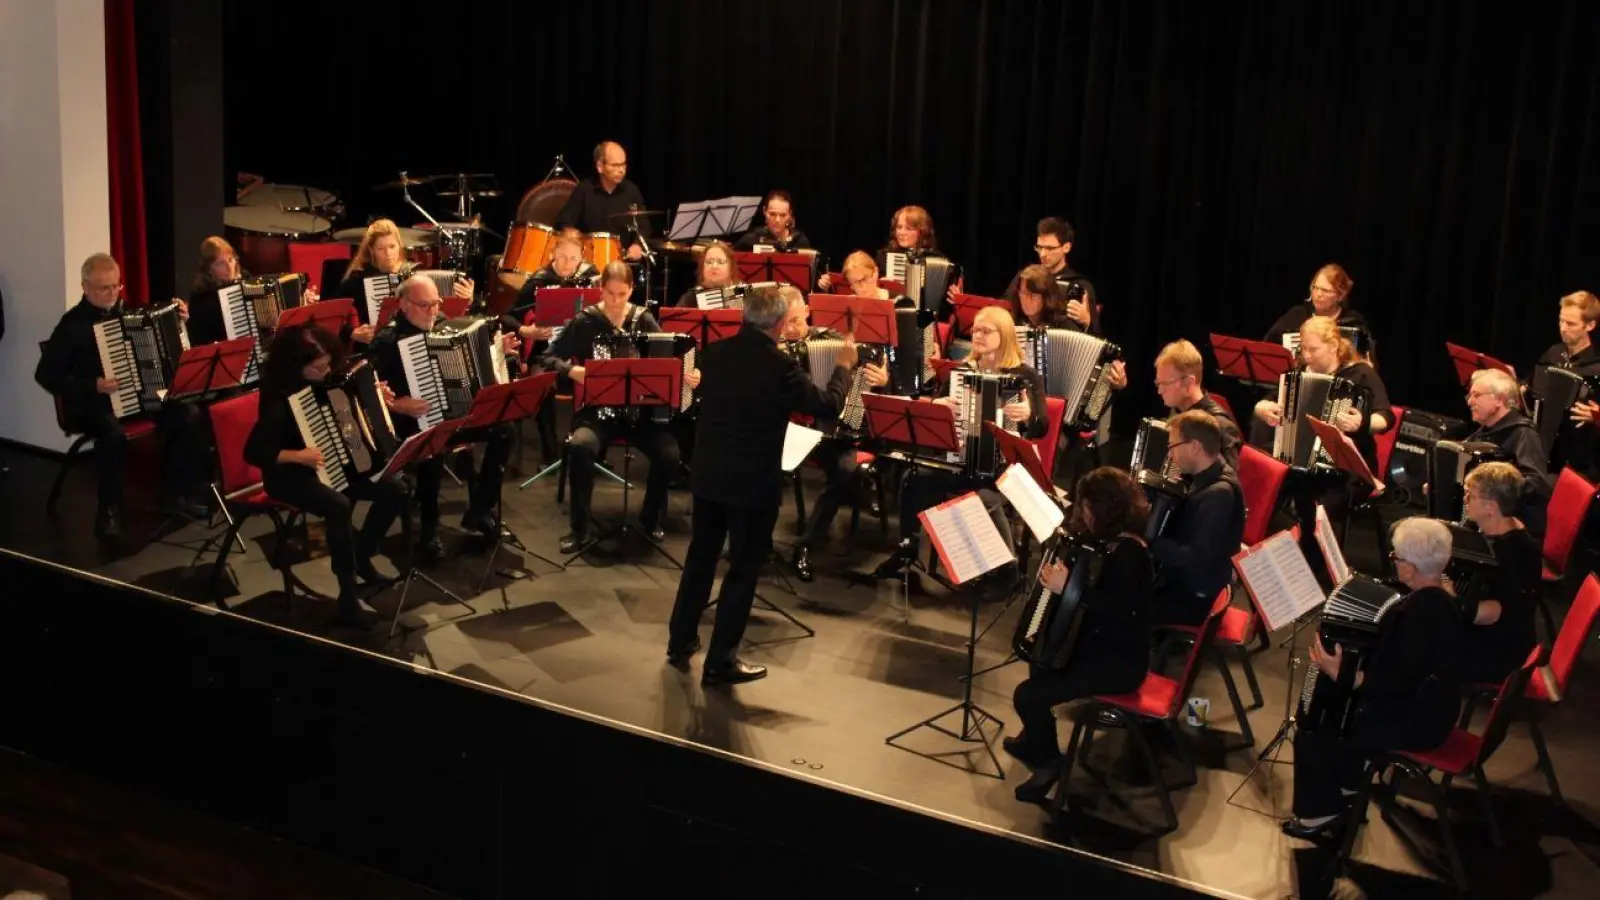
[5,440,1600,900]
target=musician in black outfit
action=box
[555,141,650,261]
[732,190,813,252]
[504,235,594,465]
[1459,462,1542,685]
[1263,263,1373,355]
[1005,467,1153,791]
[35,253,208,538]
[1148,411,1246,627]
[367,275,520,559]
[1154,339,1242,469]
[666,287,856,684]
[673,241,738,308]
[1538,291,1600,477]
[244,324,408,628]
[1284,517,1462,839]
[1462,368,1550,533]
[538,261,694,552]
[1003,218,1099,334]
[333,218,473,339]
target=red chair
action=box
[1542,467,1597,583]
[44,376,158,515]
[1154,593,1262,748]
[1237,444,1289,546]
[203,390,309,607]
[1050,588,1232,833]
[287,241,351,295]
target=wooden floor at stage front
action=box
[4,441,1600,900]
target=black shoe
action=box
[793,545,814,582]
[702,659,767,685]
[416,535,446,562]
[333,597,381,630]
[460,508,498,537]
[560,531,587,554]
[870,538,917,580]
[1002,735,1060,769]
[95,505,122,539]
[354,557,397,587]
[667,637,701,669]
[1013,762,1063,804]
[1280,815,1346,841]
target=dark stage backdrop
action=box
[221,0,1600,426]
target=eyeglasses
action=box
[406,297,442,310]
[1388,551,1414,567]
[1033,243,1062,253]
[970,325,1000,336]
[1154,375,1190,389]
[1310,284,1339,296]
[1166,439,1196,454]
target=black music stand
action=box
[1209,333,1296,388]
[369,416,477,638]
[859,394,961,621]
[566,358,685,569]
[732,251,816,288]
[810,295,898,345]
[463,372,561,593]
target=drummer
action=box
[555,141,650,261]
[334,218,472,340]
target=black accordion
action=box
[1020,327,1120,429]
[1129,417,1187,542]
[287,362,400,494]
[1298,574,1405,735]
[887,307,938,396]
[904,255,959,319]
[1272,370,1369,469]
[781,337,873,435]
[1425,439,1502,521]
[589,331,697,424]
[92,302,191,419]
[396,317,512,430]
[240,273,308,331]
[1014,536,1108,671]
[1530,364,1600,462]
[945,370,1028,478]
[1441,520,1498,614]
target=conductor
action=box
[666,287,857,684]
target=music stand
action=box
[276,298,354,337]
[1304,415,1387,558]
[535,288,597,326]
[860,394,961,621]
[809,295,897,344]
[666,197,761,241]
[1210,333,1296,388]
[375,295,403,328]
[567,358,685,569]
[463,372,561,592]
[658,307,743,350]
[1445,342,1517,390]
[166,337,257,401]
[951,293,1010,339]
[733,251,815,288]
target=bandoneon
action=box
[1271,370,1368,469]
[1129,417,1186,541]
[888,307,938,396]
[589,332,697,424]
[781,338,870,434]
[1442,519,1497,610]
[1425,439,1502,521]
[93,302,191,419]
[1013,537,1107,671]
[1530,364,1599,459]
[287,362,400,493]
[905,256,957,318]
[946,369,1027,478]
[397,318,511,430]
[1298,574,1404,735]
[1021,327,1120,429]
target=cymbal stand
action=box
[399,171,440,228]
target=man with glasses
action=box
[1003,217,1098,333]
[1459,368,1549,533]
[1153,339,1242,469]
[35,253,210,538]
[369,275,521,558]
[556,141,650,262]
[1147,409,1245,627]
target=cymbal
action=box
[374,175,431,190]
[606,208,669,219]
[430,173,496,180]
[437,189,503,198]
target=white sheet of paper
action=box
[1314,504,1351,585]
[1238,531,1326,632]
[997,465,1065,543]
[921,493,1015,584]
[781,422,825,473]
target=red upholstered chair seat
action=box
[1399,730,1482,775]
[1096,673,1182,720]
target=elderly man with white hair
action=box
[1464,367,1551,532]
[1282,517,1463,840]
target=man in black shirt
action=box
[1002,217,1098,334]
[1534,291,1600,476]
[35,253,208,537]
[733,190,813,253]
[1463,368,1550,532]
[1148,410,1246,627]
[367,275,520,558]
[1152,339,1242,470]
[555,142,649,260]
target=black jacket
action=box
[1264,304,1372,348]
[36,297,120,426]
[243,378,308,471]
[1150,461,1245,600]
[1461,528,1541,684]
[1469,410,1551,531]
[1179,393,1243,471]
[733,226,812,253]
[555,178,650,245]
[692,324,852,509]
[1534,342,1600,478]
[1064,535,1153,686]
[1352,585,1462,747]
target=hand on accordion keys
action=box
[1002,395,1032,424]
[1039,558,1070,594]
[1256,399,1284,427]
[287,447,324,470]
[1570,399,1600,427]
[1309,635,1345,681]
[96,377,121,395]
[1335,407,1363,433]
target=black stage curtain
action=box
[221,0,1600,426]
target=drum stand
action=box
[1225,607,1319,816]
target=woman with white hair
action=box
[1283,517,1463,840]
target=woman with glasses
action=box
[674,241,740,307]
[1457,462,1541,684]
[1264,263,1372,353]
[334,218,473,339]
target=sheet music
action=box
[782,422,825,472]
[1314,504,1350,584]
[666,196,762,240]
[1236,531,1325,632]
[997,465,1065,543]
[919,492,1015,585]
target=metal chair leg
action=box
[1236,643,1264,709]
[1471,763,1501,849]
[46,437,90,514]
[1529,718,1564,806]
[1128,717,1179,833]
[1431,773,1469,893]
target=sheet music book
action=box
[782,422,824,472]
[1231,530,1326,633]
[666,196,763,240]
[918,492,1016,585]
[997,464,1065,543]
[1313,503,1350,584]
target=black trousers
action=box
[1147,584,1214,629]
[897,468,1010,542]
[73,398,208,507]
[568,416,680,534]
[1012,657,1148,757]
[1291,717,1450,819]
[799,438,861,547]
[262,465,410,595]
[414,422,514,537]
[667,497,780,669]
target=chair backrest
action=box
[286,241,352,295]
[1538,573,1600,701]
[1543,467,1597,572]
[207,390,264,496]
[1167,588,1232,718]
[1034,396,1067,483]
[1238,444,1290,546]
[1373,404,1405,483]
[1480,644,1548,762]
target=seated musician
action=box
[368,275,520,559]
[34,253,208,537]
[871,306,1047,580]
[244,323,408,629]
[538,261,698,552]
[1284,517,1462,840]
[1540,291,1600,477]
[1152,339,1242,469]
[1006,264,1076,330]
[1264,263,1373,355]
[1003,218,1099,334]
[1005,467,1153,783]
[1458,462,1541,685]
[333,218,473,341]
[838,251,909,305]
[1148,411,1246,627]
[674,241,738,307]
[555,141,649,261]
[504,235,596,466]
[1462,368,1550,532]
[187,236,321,346]
[779,286,891,581]
[733,190,813,253]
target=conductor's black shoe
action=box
[559,531,587,554]
[793,545,815,582]
[95,505,122,539]
[1280,815,1345,841]
[702,659,767,685]
[460,508,498,537]
[870,538,917,579]
[667,637,701,669]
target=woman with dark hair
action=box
[244,324,410,628]
[1005,466,1155,798]
[1008,264,1074,330]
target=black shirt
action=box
[1468,410,1551,530]
[1178,393,1244,471]
[733,226,812,253]
[1354,585,1462,744]
[36,296,120,424]
[366,311,448,438]
[1334,361,1392,474]
[1264,303,1372,348]
[1461,528,1541,684]
[1003,265,1100,334]
[555,177,650,246]
[1059,535,1153,687]
[243,378,309,470]
[1150,460,1246,600]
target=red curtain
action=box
[104,0,148,306]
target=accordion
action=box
[361,268,461,325]
[904,256,958,318]
[396,317,511,430]
[1530,364,1599,461]
[1271,370,1369,469]
[946,370,1027,478]
[1014,537,1108,671]
[589,331,697,424]
[1425,440,1503,521]
[1130,417,1187,542]
[1442,520,1498,613]
[287,362,400,493]
[93,302,191,419]
[1281,325,1372,358]
[1020,327,1120,429]
[693,281,779,311]
[1298,574,1404,735]
[781,338,873,434]
[887,307,938,396]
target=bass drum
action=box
[515,178,577,226]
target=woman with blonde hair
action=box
[332,218,473,322]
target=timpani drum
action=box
[223,206,332,275]
[238,183,343,220]
[583,232,623,268]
